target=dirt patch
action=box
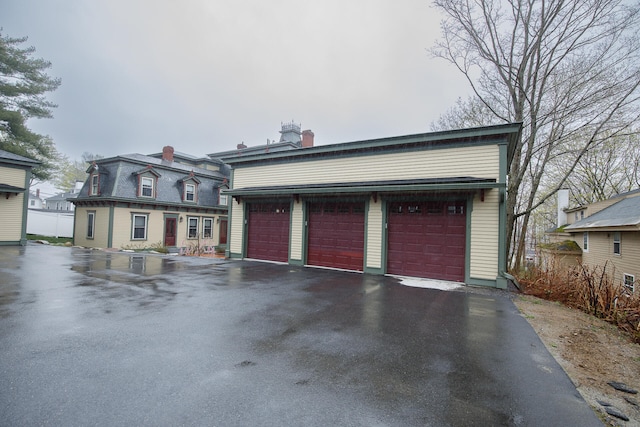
[515,295,640,426]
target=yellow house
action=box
[0,149,40,245]
[72,147,229,251]
[223,124,521,288]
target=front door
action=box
[219,219,228,245]
[164,217,177,247]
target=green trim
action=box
[228,251,243,259]
[362,197,371,271]
[225,170,235,258]
[377,199,388,274]
[20,169,31,245]
[0,241,23,246]
[498,143,508,278]
[86,210,96,240]
[162,213,179,248]
[287,199,294,262]
[363,266,385,275]
[465,196,473,284]
[289,258,304,266]
[108,205,114,248]
[241,202,248,258]
[227,181,503,197]
[130,212,150,241]
[466,277,499,288]
[301,200,309,265]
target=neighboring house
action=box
[29,189,44,209]
[72,146,228,250]
[0,149,40,245]
[563,190,640,293]
[222,123,520,289]
[44,181,83,211]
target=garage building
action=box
[223,123,520,288]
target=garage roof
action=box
[224,176,500,197]
[224,123,522,167]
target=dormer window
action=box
[218,183,229,206]
[141,177,154,197]
[179,172,200,203]
[133,166,160,199]
[185,183,196,202]
[90,173,99,196]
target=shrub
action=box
[516,261,640,343]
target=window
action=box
[583,232,589,252]
[203,218,213,238]
[624,274,635,294]
[580,211,584,219]
[185,183,196,202]
[575,212,579,221]
[141,176,154,198]
[30,200,35,206]
[90,174,99,195]
[219,190,228,206]
[132,214,148,240]
[87,211,95,239]
[613,232,621,255]
[188,217,199,238]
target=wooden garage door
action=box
[246,203,290,262]
[387,200,466,281]
[307,202,365,271]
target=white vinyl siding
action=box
[469,189,500,280]
[366,198,383,269]
[290,202,304,261]
[233,145,500,189]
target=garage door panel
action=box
[247,203,290,263]
[307,202,365,271]
[387,200,466,281]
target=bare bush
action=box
[517,261,640,343]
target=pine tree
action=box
[0,29,62,180]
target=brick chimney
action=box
[301,130,314,148]
[162,146,174,162]
[237,142,247,149]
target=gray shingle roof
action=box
[0,149,40,165]
[565,196,640,230]
[75,153,228,208]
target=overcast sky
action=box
[3,0,470,163]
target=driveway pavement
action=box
[0,245,602,426]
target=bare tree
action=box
[431,0,640,271]
[548,131,640,206]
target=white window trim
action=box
[187,216,199,239]
[87,211,95,239]
[203,217,213,238]
[219,188,228,206]
[623,273,635,294]
[90,174,99,196]
[140,176,155,198]
[132,213,149,240]
[184,183,196,202]
[583,232,589,252]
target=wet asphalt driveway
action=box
[0,245,602,426]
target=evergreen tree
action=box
[0,29,62,180]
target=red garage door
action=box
[307,202,365,271]
[246,203,290,262]
[387,200,466,281]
